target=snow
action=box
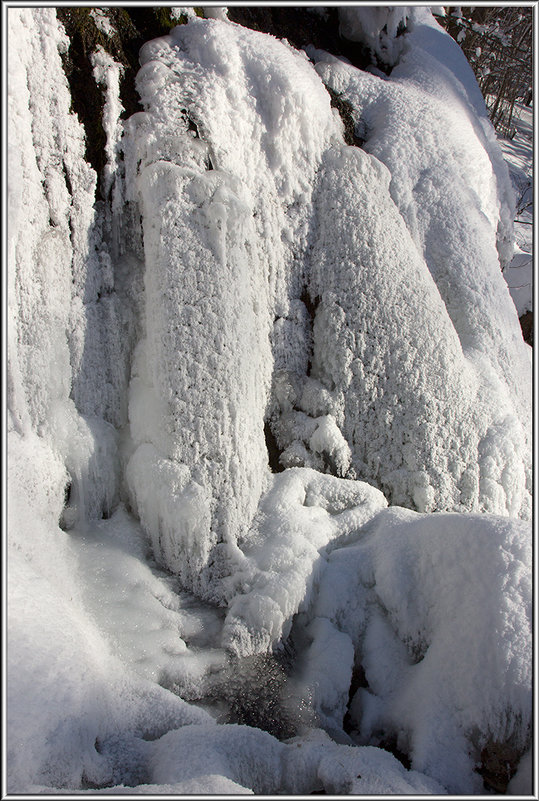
[507,749,534,795]
[310,8,531,516]
[222,468,387,656]
[7,430,214,792]
[6,6,533,797]
[498,101,533,316]
[123,12,532,588]
[90,8,116,38]
[299,506,531,793]
[91,47,124,204]
[66,506,227,690]
[144,723,447,795]
[202,7,229,22]
[7,7,87,437]
[170,8,198,22]
[125,17,345,600]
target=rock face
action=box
[520,310,533,345]
[54,6,368,193]
[55,8,176,191]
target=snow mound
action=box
[309,9,531,517]
[314,8,528,404]
[301,506,532,792]
[145,723,446,795]
[222,467,387,655]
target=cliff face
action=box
[7,7,532,795]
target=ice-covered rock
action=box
[121,14,531,604]
[339,6,411,66]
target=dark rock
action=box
[325,86,365,147]
[227,6,372,71]
[476,741,520,793]
[343,662,368,735]
[264,420,285,474]
[376,734,411,771]
[519,310,533,345]
[56,7,200,198]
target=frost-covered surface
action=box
[123,18,346,601]
[498,101,533,316]
[312,8,531,515]
[6,6,533,796]
[7,431,214,792]
[125,13,531,585]
[222,468,387,655]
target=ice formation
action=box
[7,6,533,796]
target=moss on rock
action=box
[56,7,200,197]
[325,86,365,147]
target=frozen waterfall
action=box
[7,6,532,795]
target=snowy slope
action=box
[498,100,533,317]
[6,6,533,796]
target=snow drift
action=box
[7,6,532,796]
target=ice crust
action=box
[7,6,533,796]
[124,19,347,601]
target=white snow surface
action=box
[124,17,346,601]
[222,468,387,655]
[6,7,533,796]
[498,101,533,316]
[311,7,531,516]
[89,8,116,38]
[302,506,532,793]
[123,13,532,591]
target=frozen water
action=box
[310,8,531,516]
[222,467,387,655]
[6,7,532,796]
